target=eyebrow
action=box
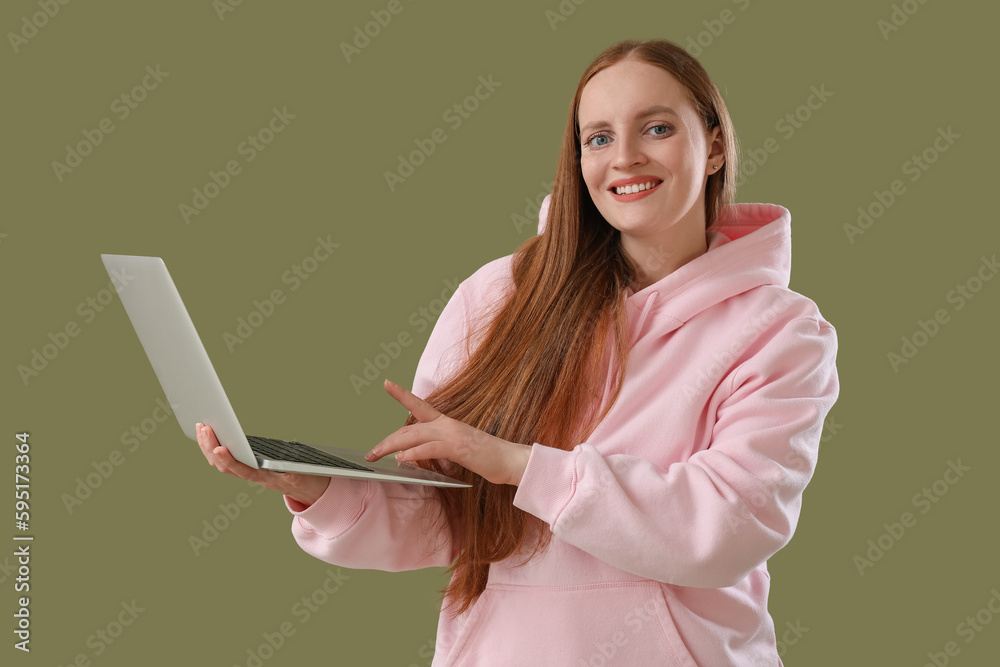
[579,105,680,135]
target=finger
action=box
[212,445,255,477]
[366,421,444,462]
[194,424,300,495]
[392,440,453,464]
[383,379,441,422]
[196,423,224,467]
[196,424,254,476]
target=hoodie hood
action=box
[537,195,793,339]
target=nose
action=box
[611,134,647,170]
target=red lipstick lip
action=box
[607,175,663,191]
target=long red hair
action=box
[406,39,739,615]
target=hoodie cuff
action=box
[513,443,578,527]
[283,478,371,535]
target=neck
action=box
[622,226,708,292]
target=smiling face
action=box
[577,59,724,271]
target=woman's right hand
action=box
[195,423,331,508]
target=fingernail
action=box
[365,451,376,461]
[395,451,406,461]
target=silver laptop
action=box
[101,254,470,488]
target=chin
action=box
[600,206,669,233]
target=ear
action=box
[705,126,725,175]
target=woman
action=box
[198,39,839,666]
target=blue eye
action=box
[649,124,671,136]
[587,134,610,148]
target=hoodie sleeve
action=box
[282,282,472,572]
[512,315,840,588]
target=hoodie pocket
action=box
[445,581,698,667]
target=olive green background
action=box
[2,0,996,665]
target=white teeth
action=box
[615,181,656,195]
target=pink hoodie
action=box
[285,198,839,666]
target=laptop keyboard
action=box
[245,435,374,471]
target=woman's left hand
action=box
[366,379,532,486]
